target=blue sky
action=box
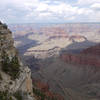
[0,0,100,23]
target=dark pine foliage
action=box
[1,52,20,80]
[0,91,13,100]
[33,87,57,100]
[13,91,23,100]
[0,73,2,80]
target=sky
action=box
[0,0,100,24]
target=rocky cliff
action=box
[61,44,100,68]
[0,21,35,100]
[81,44,100,56]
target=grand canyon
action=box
[1,0,100,99]
[8,23,100,100]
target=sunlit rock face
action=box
[0,21,35,100]
[23,35,86,59]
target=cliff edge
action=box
[0,21,35,100]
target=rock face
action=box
[61,54,100,67]
[23,34,86,59]
[10,67,33,93]
[61,44,100,68]
[32,79,64,100]
[81,44,100,56]
[0,21,35,100]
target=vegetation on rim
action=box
[0,91,13,100]
[1,51,20,80]
[13,91,23,100]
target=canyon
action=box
[9,23,100,100]
[9,23,100,59]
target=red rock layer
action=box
[61,54,100,67]
[61,44,100,67]
[33,79,64,100]
[81,44,100,56]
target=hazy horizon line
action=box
[8,22,100,25]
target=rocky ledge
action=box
[0,21,36,100]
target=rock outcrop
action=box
[32,79,64,100]
[61,44,100,68]
[81,43,100,56]
[0,21,35,100]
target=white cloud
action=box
[0,0,100,23]
[91,3,100,10]
[77,0,100,5]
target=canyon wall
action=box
[61,44,100,68]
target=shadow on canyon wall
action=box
[60,40,97,54]
[15,32,39,54]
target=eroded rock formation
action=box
[61,44,100,68]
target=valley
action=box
[9,23,100,100]
[9,23,100,59]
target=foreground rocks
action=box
[0,21,36,100]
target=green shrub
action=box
[0,73,2,80]
[0,91,13,100]
[13,91,23,100]
[0,21,2,24]
[33,87,57,100]
[33,88,45,100]
[1,52,20,80]
[2,24,7,29]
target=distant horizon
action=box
[8,22,100,25]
